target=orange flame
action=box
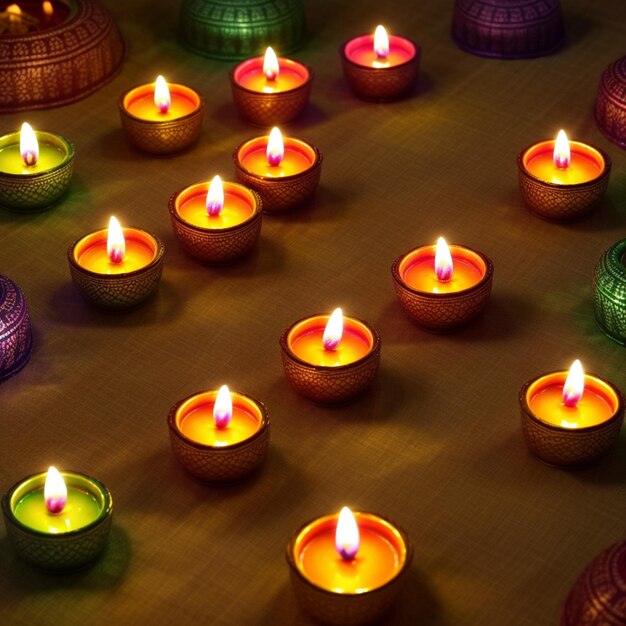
[206,175,224,217]
[553,129,570,169]
[213,385,233,429]
[266,127,284,167]
[44,466,67,515]
[435,237,453,282]
[107,216,125,264]
[42,1,53,16]
[374,25,389,59]
[323,308,343,351]
[154,75,171,114]
[20,122,38,167]
[563,359,584,408]
[335,507,359,561]
[7,4,22,15]
[263,46,279,81]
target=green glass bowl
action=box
[593,239,626,346]
[179,0,306,60]
[2,471,113,571]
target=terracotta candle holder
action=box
[230,47,313,126]
[593,238,626,346]
[0,274,33,382]
[286,509,412,626]
[517,131,611,220]
[279,309,381,404]
[2,469,113,571]
[119,77,204,155]
[519,362,624,467]
[233,128,322,213]
[68,218,165,310]
[0,124,74,212]
[595,54,626,149]
[168,387,270,483]
[391,239,494,331]
[340,25,420,101]
[168,177,262,264]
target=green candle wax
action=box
[13,487,101,534]
[0,141,66,175]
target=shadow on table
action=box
[0,525,131,592]
[261,185,347,225]
[568,437,626,485]
[258,568,444,626]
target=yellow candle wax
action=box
[237,136,315,177]
[74,229,157,274]
[0,141,66,174]
[400,245,485,293]
[294,513,406,593]
[13,487,101,534]
[234,57,309,93]
[523,140,604,185]
[176,391,262,447]
[176,183,255,229]
[123,83,199,121]
[527,372,618,429]
[288,316,373,367]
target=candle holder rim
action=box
[517,140,612,189]
[229,58,314,96]
[2,470,113,537]
[0,0,79,39]
[279,314,381,371]
[391,244,494,298]
[232,138,322,182]
[167,390,269,451]
[168,182,263,233]
[519,371,624,433]
[67,227,165,279]
[117,84,205,124]
[285,510,413,596]
[340,35,420,71]
[599,238,626,279]
[0,131,75,178]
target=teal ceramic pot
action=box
[593,239,626,346]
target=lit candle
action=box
[118,76,204,154]
[229,46,313,125]
[340,25,421,101]
[392,239,494,331]
[280,310,381,403]
[520,361,624,466]
[518,130,611,220]
[168,387,270,482]
[2,468,112,570]
[68,217,165,309]
[0,123,74,212]
[169,177,263,263]
[0,1,70,33]
[234,127,322,212]
[287,509,412,624]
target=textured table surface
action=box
[1,1,626,624]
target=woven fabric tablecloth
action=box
[1,1,625,624]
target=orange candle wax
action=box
[522,140,605,185]
[293,512,407,593]
[175,181,256,229]
[175,390,263,447]
[236,136,316,178]
[526,372,620,429]
[122,83,200,121]
[233,57,309,93]
[399,244,486,293]
[344,34,416,68]
[287,315,374,367]
[73,228,157,274]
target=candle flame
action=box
[214,384,233,429]
[42,1,53,16]
[435,237,453,282]
[553,129,571,170]
[266,127,284,167]
[263,46,279,81]
[107,216,125,264]
[7,4,22,15]
[563,359,584,408]
[154,75,171,114]
[323,308,343,351]
[374,25,389,59]
[20,122,38,167]
[44,466,67,515]
[335,506,359,561]
[206,175,224,217]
